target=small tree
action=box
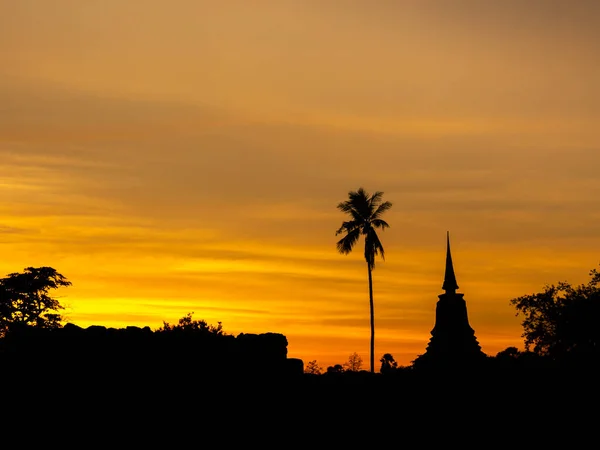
[343,352,363,372]
[326,364,344,374]
[156,312,227,336]
[0,266,71,337]
[379,353,398,374]
[304,359,323,375]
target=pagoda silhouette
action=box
[413,232,487,370]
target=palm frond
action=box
[336,201,354,213]
[371,218,390,230]
[370,231,385,261]
[336,229,360,254]
[372,201,392,219]
[364,230,385,269]
[335,220,360,236]
[369,190,385,207]
[337,202,366,224]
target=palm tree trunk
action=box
[368,264,374,373]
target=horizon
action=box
[1,1,599,369]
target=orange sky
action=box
[1,0,599,369]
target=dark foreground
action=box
[2,363,597,447]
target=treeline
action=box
[2,265,600,387]
[0,268,303,382]
[1,312,303,381]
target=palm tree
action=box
[336,187,392,373]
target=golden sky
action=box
[1,0,599,368]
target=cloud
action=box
[0,224,32,235]
[2,79,599,256]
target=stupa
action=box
[413,232,487,370]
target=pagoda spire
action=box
[442,231,459,293]
[413,231,486,370]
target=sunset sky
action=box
[1,0,599,369]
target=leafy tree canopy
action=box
[156,312,228,336]
[510,267,600,361]
[0,266,71,336]
[326,364,344,374]
[379,353,398,374]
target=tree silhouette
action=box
[510,266,600,364]
[343,351,363,372]
[156,312,227,336]
[326,364,344,374]
[379,353,398,374]
[336,187,392,373]
[304,359,323,375]
[0,266,71,337]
